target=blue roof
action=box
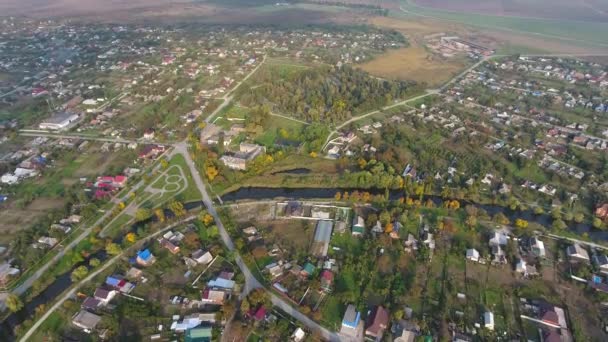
[207,278,235,290]
[0,195,7,202]
[106,276,120,287]
[343,311,361,328]
[137,249,152,261]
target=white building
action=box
[484,311,494,330]
[39,112,80,130]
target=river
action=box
[2,186,604,340]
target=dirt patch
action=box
[0,197,66,243]
[360,46,466,87]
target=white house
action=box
[567,244,590,262]
[192,249,213,265]
[530,237,546,258]
[484,311,494,330]
[466,248,480,262]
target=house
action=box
[365,306,389,341]
[0,262,20,285]
[530,237,546,258]
[292,327,306,342]
[185,326,212,342]
[484,311,494,330]
[143,129,155,140]
[466,248,480,262]
[37,236,58,248]
[126,267,143,279]
[247,306,267,322]
[159,238,180,254]
[207,277,235,290]
[567,244,590,262]
[311,220,333,257]
[81,297,101,311]
[596,203,608,219]
[489,231,508,246]
[94,288,116,305]
[352,216,365,236]
[136,249,156,266]
[320,270,334,293]
[201,288,227,305]
[72,310,102,332]
[301,262,315,278]
[340,304,364,341]
[192,249,213,265]
[594,254,608,274]
[138,144,166,159]
[515,259,539,277]
[105,275,135,293]
[265,263,283,279]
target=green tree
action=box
[552,219,567,230]
[574,212,585,223]
[71,266,89,282]
[135,208,151,221]
[106,242,122,255]
[5,294,23,313]
[593,217,604,229]
[89,258,100,267]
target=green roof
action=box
[303,262,315,275]
[352,225,365,234]
[185,327,212,342]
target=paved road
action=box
[174,142,341,340]
[19,216,196,342]
[18,130,166,146]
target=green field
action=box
[397,0,608,48]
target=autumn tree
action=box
[169,201,186,217]
[515,219,529,229]
[155,208,165,223]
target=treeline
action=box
[240,66,416,124]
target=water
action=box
[1,250,107,341]
[220,186,604,239]
[270,168,311,175]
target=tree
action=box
[89,258,100,267]
[135,208,151,221]
[465,215,477,228]
[200,212,214,226]
[492,212,510,225]
[169,201,186,217]
[593,217,604,229]
[240,299,250,313]
[552,219,567,230]
[125,232,137,244]
[160,159,169,169]
[71,265,89,282]
[574,212,585,223]
[155,208,165,223]
[205,164,219,181]
[106,242,122,255]
[533,206,545,215]
[334,192,342,201]
[5,294,23,313]
[515,219,529,229]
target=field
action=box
[399,0,608,49]
[360,46,467,87]
[0,198,65,244]
[414,0,608,22]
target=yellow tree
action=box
[205,165,219,181]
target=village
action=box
[1,12,608,342]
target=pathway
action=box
[19,216,196,342]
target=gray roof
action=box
[314,220,333,243]
[72,310,102,330]
[41,111,78,125]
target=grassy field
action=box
[398,0,608,48]
[360,45,467,87]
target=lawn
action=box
[103,213,134,238]
[319,296,344,331]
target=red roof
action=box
[321,270,334,282]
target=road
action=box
[18,130,166,146]
[205,55,267,124]
[173,142,341,341]
[19,216,196,342]
[8,177,147,299]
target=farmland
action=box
[399,0,608,48]
[360,46,467,87]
